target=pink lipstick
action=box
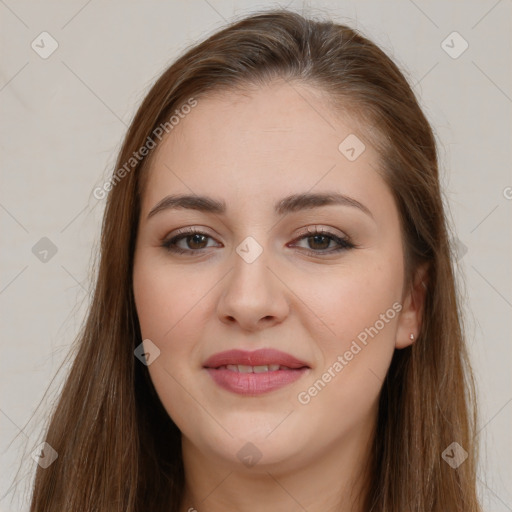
[203,348,310,395]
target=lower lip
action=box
[205,367,309,395]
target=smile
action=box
[203,349,310,395]
[218,364,292,372]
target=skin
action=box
[132,80,427,512]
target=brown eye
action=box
[305,234,332,251]
[162,227,355,256]
[162,229,220,254]
[290,227,355,255]
[184,233,209,250]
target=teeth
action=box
[222,364,287,373]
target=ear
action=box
[395,262,429,349]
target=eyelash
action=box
[161,226,355,256]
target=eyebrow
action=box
[147,192,374,220]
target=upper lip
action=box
[203,349,310,369]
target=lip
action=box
[203,349,310,396]
[203,348,310,369]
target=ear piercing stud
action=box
[410,333,415,341]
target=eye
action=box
[161,226,355,256]
[161,227,220,255]
[289,226,355,255]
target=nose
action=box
[216,246,290,332]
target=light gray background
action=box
[1,1,511,511]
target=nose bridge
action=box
[217,233,289,329]
[230,234,274,300]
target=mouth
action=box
[203,349,310,395]
[214,364,299,372]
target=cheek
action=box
[293,258,402,412]
[133,255,212,342]
[295,257,402,352]
[133,259,210,433]
[132,243,403,438]
[132,254,216,401]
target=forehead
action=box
[141,81,393,220]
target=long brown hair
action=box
[23,9,481,511]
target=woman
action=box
[28,9,481,512]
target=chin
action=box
[190,418,308,471]
[218,438,300,471]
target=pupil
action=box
[190,234,206,249]
[310,235,329,250]
[185,234,331,251]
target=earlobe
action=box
[395,263,429,349]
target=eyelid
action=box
[161,224,355,256]
[165,224,347,241]
[289,226,355,253]
[162,226,220,245]
[161,227,221,253]
[169,226,216,237]
[294,224,347,239]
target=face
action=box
[133,81,410,473]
